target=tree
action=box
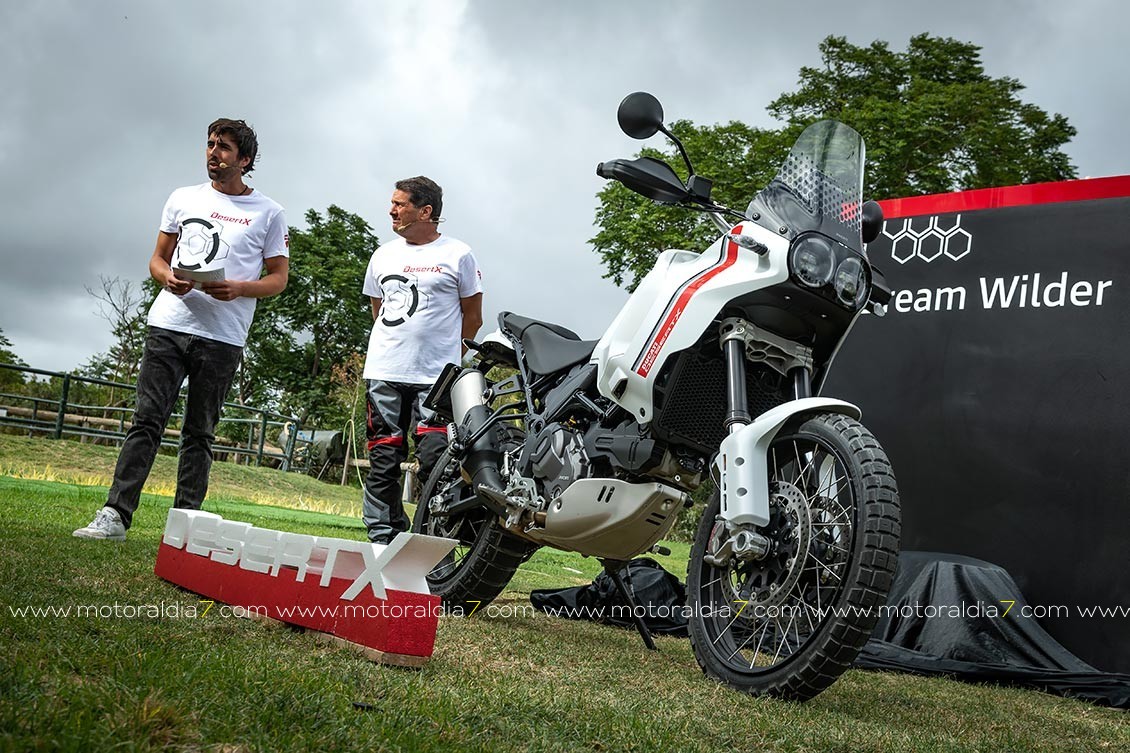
[241,205,377,428]
[0,327,28,392]
[80,275,156,386]
[592,34,1077,289]
[768,34,1077,198]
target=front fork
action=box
[705,318,857,567]
[707,322,779,564]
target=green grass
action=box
[0,436,1127,752]
[0,434,363,517]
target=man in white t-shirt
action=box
[360,176,483,543]
[74,118,289,541]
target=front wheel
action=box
[686,412,900,701]
[411,434,538,613]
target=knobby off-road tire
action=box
[686,412,900,701]
[411,440,538,613]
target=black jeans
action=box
[105,327,242,529]
[363,380,448,543]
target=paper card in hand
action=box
[173,266,226,290]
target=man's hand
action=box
[163,270,194,296]
[200,280,245,301]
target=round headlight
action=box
[833,256,869,309]
[789,235,835,288]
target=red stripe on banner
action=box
[154,543,440,657]
[636,225,743,378]
[878,175,1130,219]
[414,426,447,436]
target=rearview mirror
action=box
[617,92,664,140]
[861,200,884,244]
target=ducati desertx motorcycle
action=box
[414,92,901,701]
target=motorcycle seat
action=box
[499,311,597,375]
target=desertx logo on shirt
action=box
[176,217,231,270]
[380,273,430,327]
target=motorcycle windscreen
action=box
[746,120,866,254]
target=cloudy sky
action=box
[1,0,1127,373]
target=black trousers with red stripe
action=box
[362,379,448,543]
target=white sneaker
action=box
[73,507,127,541]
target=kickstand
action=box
[602,559,657,651]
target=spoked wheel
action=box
[411,431,537,613]
[687,412,900,701]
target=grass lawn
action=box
[0,435,1126,752]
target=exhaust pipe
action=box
[450,369,507,498]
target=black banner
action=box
[826,178,1130,673]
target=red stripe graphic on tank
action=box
[634,226,743,378]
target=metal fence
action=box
[0,362,310,471]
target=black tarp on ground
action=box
[856,551,1130,708]
[530,558,689,636]
[530,552,1130,708]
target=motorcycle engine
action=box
[527,423,591,500]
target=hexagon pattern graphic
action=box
[882,214,972,264]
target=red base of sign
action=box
[154,543,441,659]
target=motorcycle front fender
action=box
[714,398,862,528]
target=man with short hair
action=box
[360,176,483,544]
[74,118,289,541]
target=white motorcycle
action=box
[414,92,901,700]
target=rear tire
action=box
[411,435,538,613]
[686,412,900,700]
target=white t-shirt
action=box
[362,235,482,382]
[147,183,288,347]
